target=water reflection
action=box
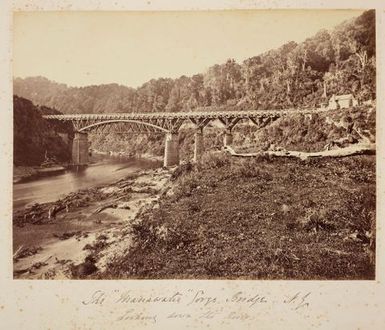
[13,154,162,210]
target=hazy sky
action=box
[13,10,364,88]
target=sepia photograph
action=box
[12,9,376,281]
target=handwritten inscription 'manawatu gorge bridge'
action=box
[43,109,329,167]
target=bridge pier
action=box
[193,130,204,162]
[164,132,179,167]
[72,132,89,165]
[224,130,233,147]
[219,117,239,147]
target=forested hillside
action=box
[14,10,375,114]
[13,96,73,166]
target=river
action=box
[13,154,162,210]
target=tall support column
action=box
[164,132,179,167]
[218,117,240,147]
[224,130,233,147]
[193,129,204,162]
[72,132,89,165]
[189,118,211,163]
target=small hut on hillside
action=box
[328,94,358,110]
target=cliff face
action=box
[13,95,73,166]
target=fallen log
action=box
[13,245,24,260]
[93,203,117,214]
[224,143,375,160]
[48,204,66,219]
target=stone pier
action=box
[72,132,89,165]
[164,132,179,167]
[193,130,204,162]
[224,131,233,147]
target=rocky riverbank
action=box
[13,165,67,183]
[13,166,40,183]
[13,167,173,279]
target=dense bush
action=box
[14,11,375,114]
[13,96,73,166]
[256,106,375,152]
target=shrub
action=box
[235,159,258,177]
[172,173,201,200]
[199,152,231,170]
[171,161,193,180]
[232,158,273,180]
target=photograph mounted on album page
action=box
[0,0,384,329]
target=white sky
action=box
[13,10,364,88]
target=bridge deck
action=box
[43,108,330,121]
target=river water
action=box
[13,154,162,210]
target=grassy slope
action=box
[103,153,375,280]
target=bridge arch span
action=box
[78,119,169,133]
[72,119,178,167]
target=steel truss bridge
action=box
[43,108,328,134]
[43,108,330,166]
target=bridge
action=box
[43,108,329,167]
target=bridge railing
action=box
[43,108,330,121]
